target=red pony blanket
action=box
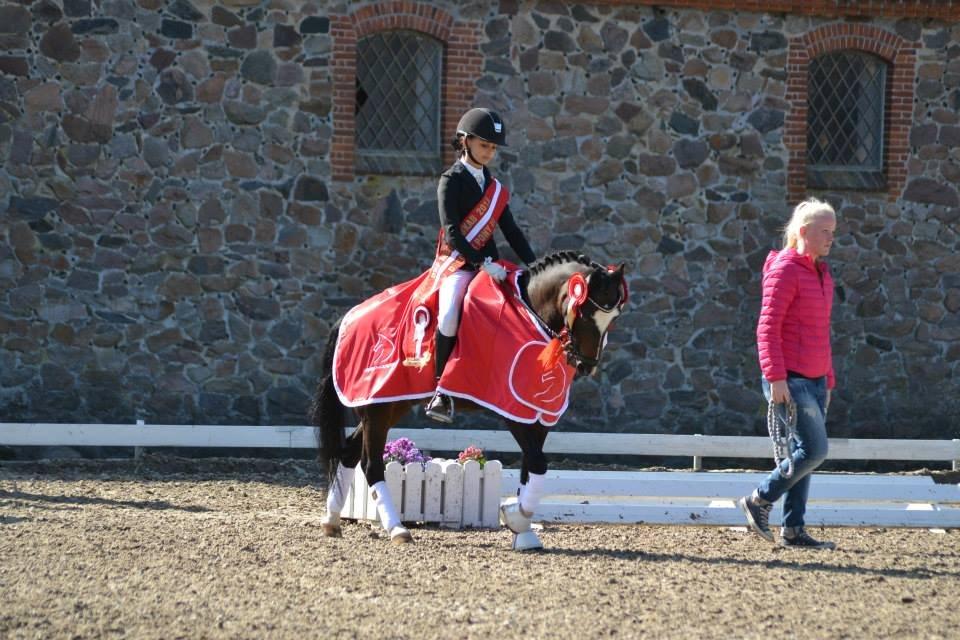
[332,262,576,425]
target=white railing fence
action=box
[2,423,958,528]
[3,423,958,469]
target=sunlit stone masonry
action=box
[1,0,958,441]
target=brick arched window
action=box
[785,24,916,202]
[807,51,887,190]
[356,30,443,175]
[330,3,483,181]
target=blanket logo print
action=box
[508,341,570,414]
[365,333,397,372]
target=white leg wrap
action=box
[324,463,355,518]
[499,497,532,534]
[519,472,547,516]
[370,481,402,532]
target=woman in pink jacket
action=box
[738,198,838,549]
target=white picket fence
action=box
[339,459,502,528]
[2,422,958,528]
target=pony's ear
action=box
[605,263,628,276]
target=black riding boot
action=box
[425,332,457,423]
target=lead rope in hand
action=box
[767,400,797,479]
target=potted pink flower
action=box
[457,445,486,468]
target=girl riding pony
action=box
[424,108,537,423]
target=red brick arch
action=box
[785,24,917,203]
[330,2,483,180]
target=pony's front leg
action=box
[500,422,549,551]
[321,426,362,537]
[362,407,413,544]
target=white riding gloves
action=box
[482,257,508,282]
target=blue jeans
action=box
[756,376,829,529]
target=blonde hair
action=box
[782,198,836,250]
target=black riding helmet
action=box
[456,108,507,147]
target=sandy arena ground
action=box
[1,457,958,639]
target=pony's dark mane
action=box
[526,251,603,277]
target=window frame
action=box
[785,24,915,203]
[805,50,889,192]
[329,3,483,182]
[354,29,444,176]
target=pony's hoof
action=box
[389,526,414,544]
[512,530,543,551]
[321,512,342,537]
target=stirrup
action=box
[425,392,454,424]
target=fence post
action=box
[692,434,703,471]
[134,419,145,460]
[953,440,959,472]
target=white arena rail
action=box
[2,423,958,528]
[501,469,960,529]
[2,423,958,468]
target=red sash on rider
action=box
[429,178,509,282]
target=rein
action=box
[767,400,797,478]
[516,274,588,370]
[514,285,563,341]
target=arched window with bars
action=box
[355,30,443,176]
[806,51,888,191]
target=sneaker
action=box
[780,527,836,550]
[424,392,454,424]
[737,493,774,542]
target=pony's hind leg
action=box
[361,404,413,544]
[500,422,549,551]
[321,425,364,537]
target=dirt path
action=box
[1,459,957,639]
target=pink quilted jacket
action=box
[756,248,835,389]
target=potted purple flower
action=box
[383,437,431,466]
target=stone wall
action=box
[1,0,958,439]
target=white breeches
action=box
[437,269,476,338]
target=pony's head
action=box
[562,262,628,376]
[527,253,628,377]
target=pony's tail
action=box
[308,321,346,482]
